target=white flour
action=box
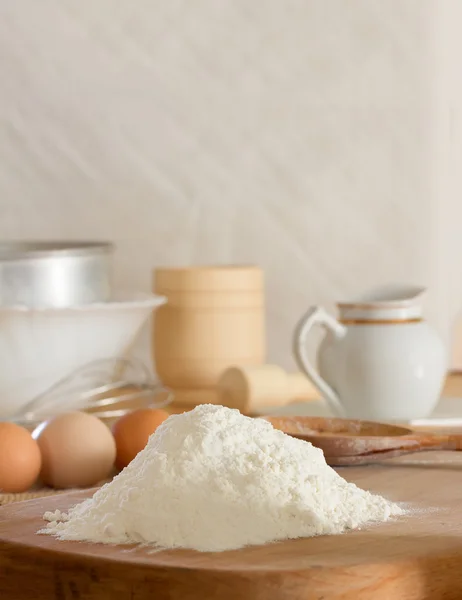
[41,404,403,552]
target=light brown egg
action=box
[0,422,42,493]
[113,408,169,469]
[33,411,116,489]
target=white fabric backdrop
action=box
[0,0,460,368]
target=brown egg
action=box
[33,411,116,489]
[0,422,42,492]
[113,408,169,469]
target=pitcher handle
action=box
[293,306,346,416]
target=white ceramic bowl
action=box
[0,293,166,418]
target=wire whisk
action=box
[12,357,173,426]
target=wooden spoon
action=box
[263,415,462,466]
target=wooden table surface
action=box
[1,452,462,600]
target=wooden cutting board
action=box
[2,454,462,600]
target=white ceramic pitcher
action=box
[293,285,447,420]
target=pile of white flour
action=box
[41,404,403,552]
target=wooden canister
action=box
[153,266,265,388]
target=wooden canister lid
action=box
[154,265,263,293]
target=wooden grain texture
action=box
[2,460,462,599]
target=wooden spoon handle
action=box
[401,433,462,451]
[445,435,462,451]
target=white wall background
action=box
[0,0,460,369]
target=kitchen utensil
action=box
[154,265,265,388]
[264,415,462,465]
[0,241,113,308]
[0,293,166,418]
[2,464,462,599]
[9,357,172,426]
[293,284,447,420]
[217,364,317,413]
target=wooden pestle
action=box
[217,365,318,414]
